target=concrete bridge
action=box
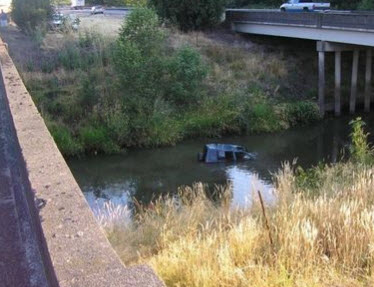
[226,9,374,116]
[0,38,163,286]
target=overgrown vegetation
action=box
[99,118,374,287]
[11,0,52,34]
[149,0,227,31]
[21,8,320,156]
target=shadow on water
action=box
[68,113,374,210]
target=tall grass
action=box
[100,163,374,286]
[98,119,374,286]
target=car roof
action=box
[205,143,245,152]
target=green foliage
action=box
[79,125,120,154]
[330,0,361,9]
[48,122,83,157]
[358,0,374,10]
[11,0,52,33]
[295,163,326,193]
[349,117,373,164]
[58,32,109,71]
[285,101,320,127]
[23,15,322,157]
[166,46,207,108]
[182,95,240,138]
[118,8,164,54]
[149,0,227,31]
[115,8,209,146]
[78,74,99,112]
[247,101,280,133]
[227,0,281,8]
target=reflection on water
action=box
[68,114,374,210]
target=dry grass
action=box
[99,162,374,287]
[167,30,290,99]
[78,15,124,38]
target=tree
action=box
[149,0,227,31]
[358,0,374,10]
[11,0,52,33]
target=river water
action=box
[68,114,374,211]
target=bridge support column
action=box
[318,51,325,116]
[350,50,359,114]
[335,51,341,116]
[365,49,372,112]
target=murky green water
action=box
[68,114,374,211]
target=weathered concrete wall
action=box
[0,38,164,287]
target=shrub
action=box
[227,0,282,8]
[285,101,320,127]
[330,0,362,9]
[79,125,120,154]
[78,74,99,112]
[149,0,227,31]
[358,0,374,10]
[182,95,241,137]
[115,8,165,101]
[11,0,52,33]
[48,122,83,157]
[349,117,373,164]
[165,46,208,108]
[118,8,164,54]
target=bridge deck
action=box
[226,10,374,31]
[226,10,374,46]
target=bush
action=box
[165,46,208,108]
[79,125,120,154]
[149,0,227,31]
[48,122,83,157]
[182,95,240,137]
[11,0,52,33]
[349,117,373,164]
[227,0,282,8]
[285,101,320,126]
[358,0,374,10]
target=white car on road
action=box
[280,0,330,12]
[91,6,105,14]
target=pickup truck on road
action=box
[280,0,330,12]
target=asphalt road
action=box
[58,8,131,17]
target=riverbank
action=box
[96,119,374,286]
[2,10,320,157]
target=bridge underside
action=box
[227,10,374,116]
[233,22,374,47]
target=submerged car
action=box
[198,144,254,163]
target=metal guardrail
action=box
[226,9,374,31]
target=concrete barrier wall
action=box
[226,10,374,30]
[0,38,164,287]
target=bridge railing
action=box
[226,10,374,31]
